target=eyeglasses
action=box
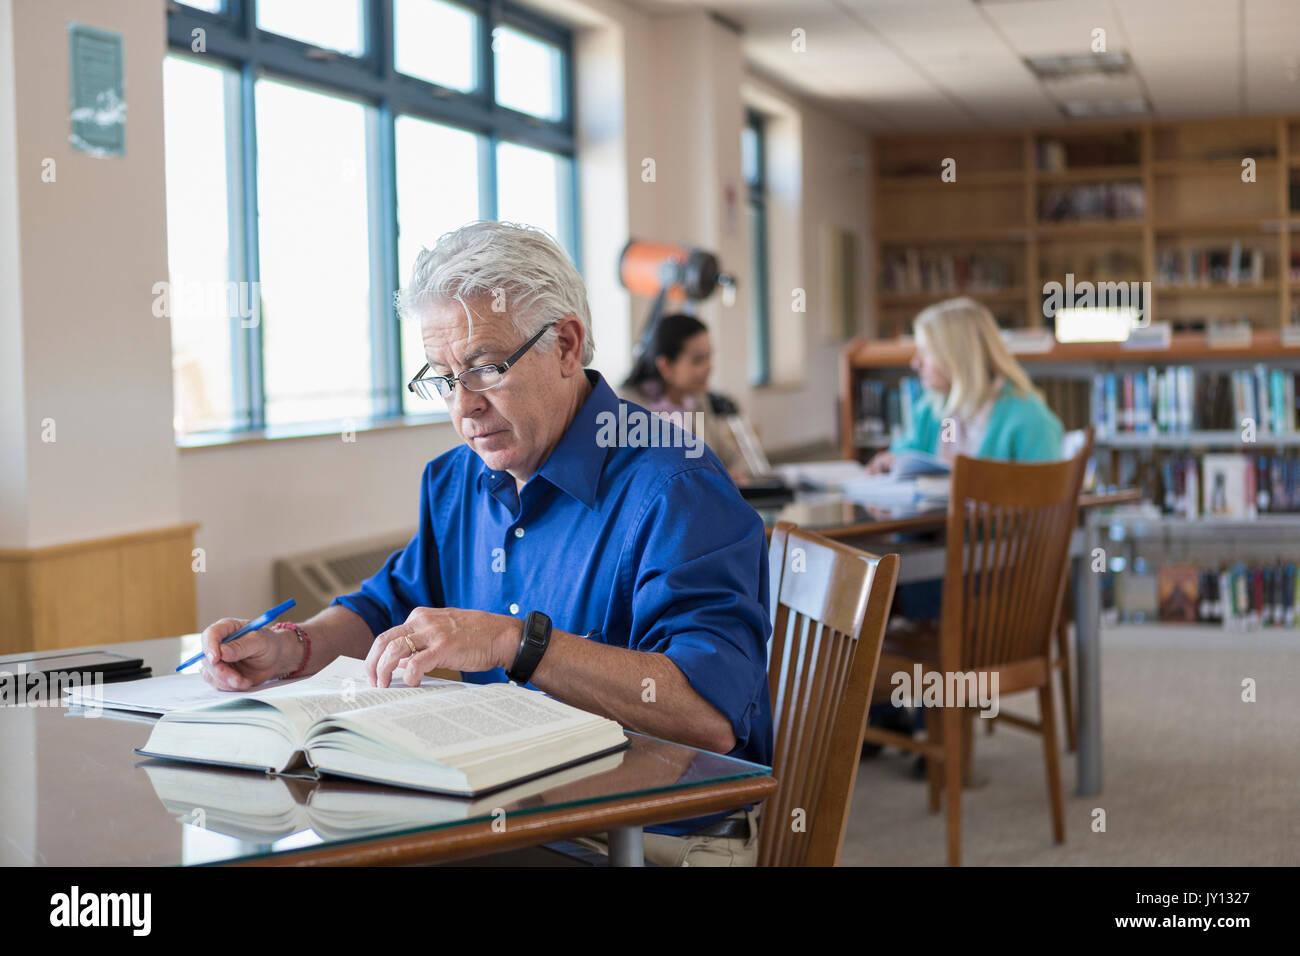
[407,322,557,400]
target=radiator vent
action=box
[274,531,414,620]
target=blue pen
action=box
[175,599,297,672]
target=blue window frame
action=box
[743,108,771,386]
[165,0,578,438]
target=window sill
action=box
[750,380,807,394]
[176,411,453,450]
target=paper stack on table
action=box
[840,451,952,507]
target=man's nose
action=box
[449,382,489,417]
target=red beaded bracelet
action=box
[269,622,311,680]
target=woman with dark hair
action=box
[620,313,758,477]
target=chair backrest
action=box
[938,430,1093,673]
[759,522,900,867]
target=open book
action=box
[136,657,628,797]
[840,451,952,506]
[886,450,951,478]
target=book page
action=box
[308,681,603,763]
[245,657,453,737]
[65,672,258,715]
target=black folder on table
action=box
[0,650,151,684]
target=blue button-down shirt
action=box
[331,370,773,836]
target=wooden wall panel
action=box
[0,524,198,653]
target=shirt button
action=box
[509,603,520,615]
[513,527,525,538]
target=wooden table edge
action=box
[785,489,1142,542]
[233,775,777,867]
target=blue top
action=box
[332,370,773,836]
[891,380,1063,462]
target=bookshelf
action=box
[871,115,1300,339]
[840,330,1300,458]
[841,332,1300,631]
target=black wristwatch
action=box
[507,611,552,685]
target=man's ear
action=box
[554,314,585,374]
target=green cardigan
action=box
[891,381,1063,462]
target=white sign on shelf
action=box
[1282,325,1300,348]
[1000,328,1055,354]
[1207,321,1252,349]
[1122,321,1172,350]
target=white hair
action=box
[396,220,595,365]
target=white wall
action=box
[745,73,872,453]
[2,0,182,550]
[0,0,29,547]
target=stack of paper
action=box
[840,452,952,507]
[773,459,872,491]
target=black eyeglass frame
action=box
[407,322,559,399]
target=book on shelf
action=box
[1156,244,1266,287]
[1160,456,1201,518]
[136,657,629,797]
[1157,564,1201,622]
[1131,452,1300,518]
[1115,560,1299,630]
[1091,364,1300,437]
[1038,180,1144,222]
[879,249,1013,295]
[854,375,924,447]
[1201,454,1257,518]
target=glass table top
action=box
[0,637,770,866]
[754,489,948,532]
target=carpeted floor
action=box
[840,625,1300,865]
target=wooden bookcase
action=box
[839,330,1300,461]
[872,115,1300,340]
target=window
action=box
[393,0,478,92]
[163,0,577,438]
[743,109,771,386]
[162,56,239,433]
[256,0,367,56]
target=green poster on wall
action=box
[69,23,125,157]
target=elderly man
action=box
[200,220,773,866]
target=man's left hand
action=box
[367,607,523,687]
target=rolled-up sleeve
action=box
[330,462,444,636]
[620,467,771,756]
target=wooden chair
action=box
[758,522,900,867]
[861,440,1091,866]
[987,428,1094,752]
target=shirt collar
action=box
[476,369,613,511]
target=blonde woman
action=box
[866,297,1062,473]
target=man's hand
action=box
[200,618,300,691]
[367,607,523,688]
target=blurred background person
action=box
[866,297,1063,474]
[620,312,764,480]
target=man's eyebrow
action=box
[430,343,502,371]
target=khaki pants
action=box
[570,807,760,867]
